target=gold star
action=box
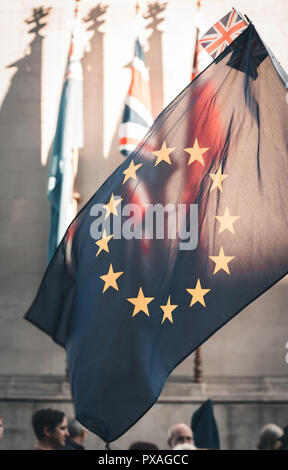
[215,207,240,234]
[186,278,211,307]
[95,229,114,256]
[184,138,209,166]
[122,160,143,184]
[100,264,123,293]
[103,193,123,220]
[209,246,235,275]
[160,295,178,324]
[209,165,228,192]
[152,141,175,166]
[127,287,155,318]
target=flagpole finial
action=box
[74,0,81,18]
[197,0,204,8]
[136,0,144,15]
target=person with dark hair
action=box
[32,408,69,450]
[129,441,159,450]
[61,418,87,450]
[278,425,288,450]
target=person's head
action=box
[67,418,87,445]
[257,423,284,450]
[172,443,197,450]
[277,424,288,450]
[167,423,194,449]
[32,409,69,449]
[129,441,159,450]
[0,417,3,440]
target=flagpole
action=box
[136,0,144,15]
[65,0,82,382]
[72,0,82,216]
[135,0,145,40]
[195,0,204,52]
[194,0,204,384]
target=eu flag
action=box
[25,21,288,443]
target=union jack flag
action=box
[199,9,248,60]
[119,38,153,157]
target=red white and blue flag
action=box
[47,16,84,262]
[119,38,153,157]
[199,9,248,60]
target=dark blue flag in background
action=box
[25,21,288,443]
[191,399,220,449]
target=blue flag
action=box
[26,21,288,443]
[191,399,220,449]
[47,18,84,262]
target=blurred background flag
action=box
[191,399,220,449]
[47,1,84,262]
[25,15,288,444]
[191,0,212,82]
[118,2,153,157]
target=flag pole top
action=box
[197,0,204,8]
[136,0,144,15]
[74,0,81,18]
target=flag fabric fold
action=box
[26,20,288,443]
[47,17,84,262]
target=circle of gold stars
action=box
[93,138,240,325]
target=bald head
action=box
[167,423,194,449]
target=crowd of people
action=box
[0,411,287,450]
